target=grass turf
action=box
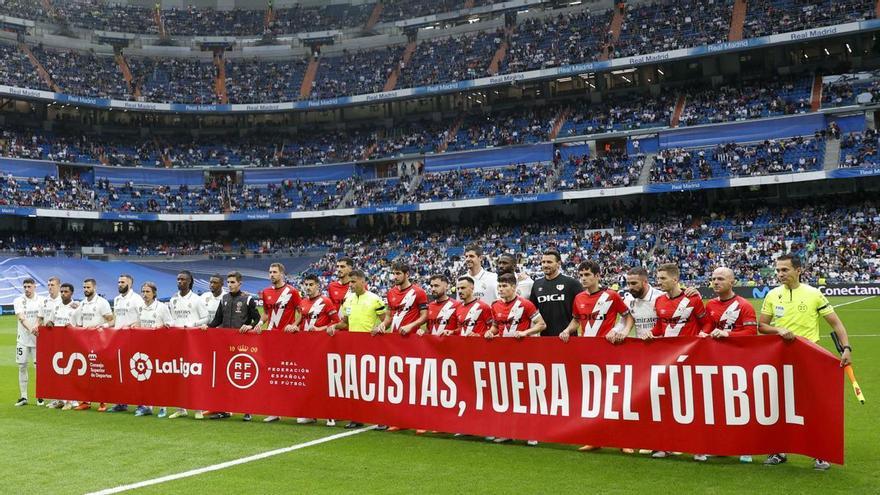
[2,296,878,494]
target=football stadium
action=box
[1,0,879,493]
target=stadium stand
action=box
[742,0,874,38]
[839,129,879,167]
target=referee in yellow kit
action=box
[759,254,853,470]
[328,269,386,429]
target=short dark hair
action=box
[210,273,223,281]
[304,274,320,284]
[350,269,366,280]
[657,263,680,278]
[337,257,354,267]
[464,244,483,257]
[60,282,74,293]
[776,254,802,269]
[269,262,286,274]
[578,260,601,275]
[498,272,517,286]
[142,281,158,295]
[119,274,133,283]
[497,253,516,263]
[84,278,97,285]
[627,267,648,278]
[457,276,474,286]
[22,278,35,286]
[390,260,410,273]
[226,271,243,282]
[542,249,561,262]
[177,271,194,290]
[430,274,449,283]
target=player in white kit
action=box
[40,277,65,409]
[44,283,79,410]
[167,271,208,419]
[71,278,114,411]
[135,281,173,417]
[108,275,146,413]
[13,278,45,406]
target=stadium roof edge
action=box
[2,19,878,114]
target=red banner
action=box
[37,327,844,463]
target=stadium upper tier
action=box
[0,72,870,169]
[0,0,875,105]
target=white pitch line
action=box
[834,296,876,308]
[86,426,376,495]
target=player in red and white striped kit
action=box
[704,267,758,338]
[422,274,461,336]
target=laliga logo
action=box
[52,352,87,376]
[227,353,259,389]
[130,352,203,381]
[130,352,153,381]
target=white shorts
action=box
[16,345,36,365]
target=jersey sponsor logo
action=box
[719,300,741,331]
[305,298,326,331]
[52,352,87,376]
[752,287,771,299]
[432,300,456,334]
[583,292,613,337]
[391,289,418,332]
[268,287,293,330]
[664,297,695,337]
[537,293,566,303]
[503,300,525,336]
[462,304,483,336]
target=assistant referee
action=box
[759,254,853,470]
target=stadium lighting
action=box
[824,48,830,55]
[846,43,852,53]
[621,76,632,83]
[569,1,582,5]
[657,68,665,75]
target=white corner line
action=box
[86,425,377,495]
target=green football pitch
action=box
[2,296,878,494]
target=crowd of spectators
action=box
[0,43,49,91]
[131,56,220,105]
[839,129,879,168]
[225,57,307,104]
[611,0,732,58]
[0,174,95,210]
[398,30,502,88]
[33,46,132,99]
[679,77,812,126]
[822,74,880,108]
[311,47,403,99]
[651,134,825,182]
[503,10,612,72]
[743,0,874,38]
[556,151,644,190]
[406,163,550,203]
[558,93,675,135]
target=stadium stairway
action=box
[638,152,657,185]
[823,137,841,170]
[115,51,141,99]
[487,26,512,75]
[464,0,476,8]
[398,174,423,204]
[728,0,747,41]
[154,4,168,39]
[670,94,687,128]
[18,43,60,93]
[299,55,319,99]
[876,0,880,19]
[437,115,465,153]
[383,39,417,92]
[548,108,571,140]
[811,73,823,112]
[214,51,228,104]
[365,2,383,30]
[601,2,626,60]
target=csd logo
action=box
[52,352,87,376]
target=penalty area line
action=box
[833,296,876,308]
[86,426,376,495]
